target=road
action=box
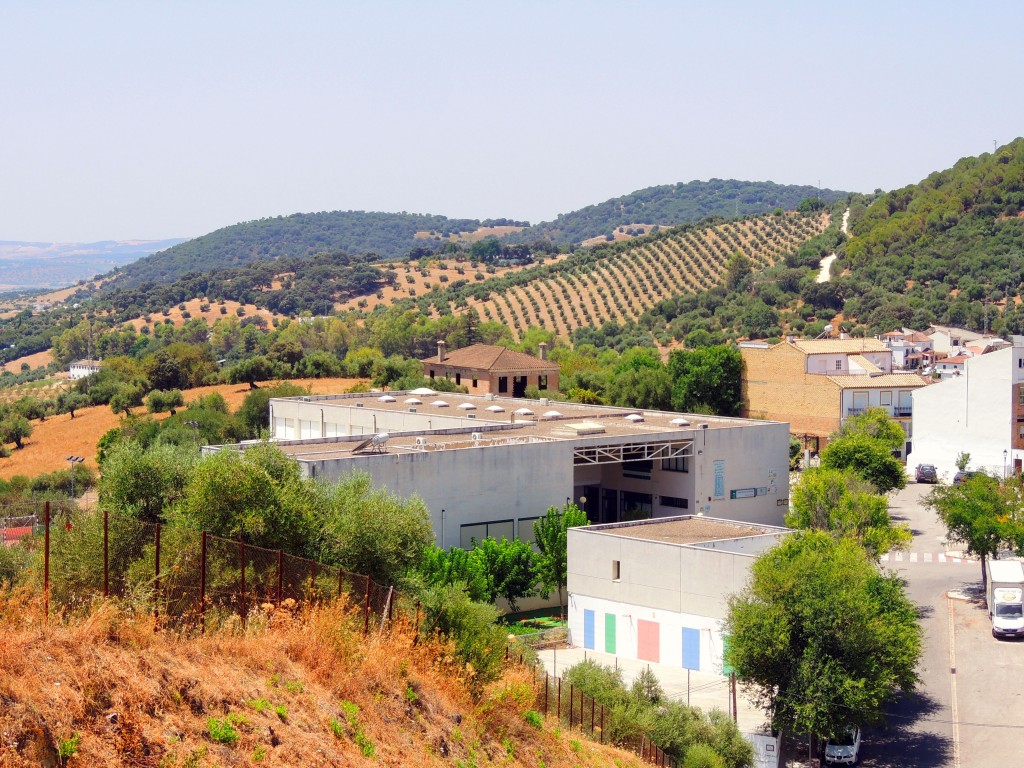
[854,482,1023,768]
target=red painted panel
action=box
[637,619,660,663]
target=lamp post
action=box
[1004,449,1008,480]
[185,420,200,448]
[66,455,84,509]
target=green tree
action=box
[667,345,743,416]
[56,390,91,418]
[606,366,673,410]
[725,251,752,291]
[786,467,911,557]
[0,414,33,449]
[228,355,279,390]
[419,546,488,602]
[533,502,590,611]
[314,470,434,587]
[474,537,537,612]
[725,532,921,747]
[820,433,906,492]
[927,473,1024,588]
[98,441,198,522]
[235,382,307,438]
[833,407,905,451]
[146,389,185,415]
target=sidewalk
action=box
[532,645,768,734]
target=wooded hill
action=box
[504,179,846,245]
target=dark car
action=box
[915,464,938,483]
[953,470,982,485]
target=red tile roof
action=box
[421,344,557,372]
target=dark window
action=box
[498,376,508,393]
[612,560,621,580]
[661,496,688,509]
[661,456,689,473]
[472,377,478,387]
[623,459,653,479]
[455,372,461,385]
[429,369,435,379]
[539,375,548,390]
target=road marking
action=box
[895,552,904,562]
[910,552,919,563]
[924,552,933,563]
[880,553,890,562]
[948,596,961,768]
[939,553,947,563]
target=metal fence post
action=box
[199,531,207,633]
[310,559,316,601]
[276,549,283,607]
[103,509,109,598]
[590,696,595,736]
[557,677,561,719]
[363,577,371,635]
[600,706,604,743]
[154,523,161,625]
[43,501,50,622]
[569,683,574,727]
[239,542,247,627]
[544,672,549,714]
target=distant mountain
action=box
[106,212,492,290]
[504,180,847,245]
[0,239,184,291]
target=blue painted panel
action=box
[682,627,700,670]
[583,609,595,650]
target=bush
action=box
[418,582,507,685]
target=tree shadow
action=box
[865,690,952,768]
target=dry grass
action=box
[0,377,363,480]
[0,591,641,767]
[2,351,54,375]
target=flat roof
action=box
[258,392,783,462]
[583,516,781,545]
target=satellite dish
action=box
[824,324,834,333]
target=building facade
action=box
[224,392,790,550]
[68,359,102,380]
[420,342,559,397]
[567,516,788,674]
[911,344,1024,480]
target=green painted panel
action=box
[722,635,734,676]
[605,613,616,654]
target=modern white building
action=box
[911,344,1024,480]
[213,392,791,550]
[68,359,102,380]
[567,516,788,674]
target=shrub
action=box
[207,716,240,746]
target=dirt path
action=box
[816,207,849,284]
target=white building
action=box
[911,344,1024,480]
[68,359,102,380]
[567,516,788,673]
[213,392,791,550]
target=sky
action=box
[2,1,1022,243]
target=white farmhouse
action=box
[68,359,102,380]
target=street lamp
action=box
[66,455,84,509]
[185,420,200,448]
[1004,449,1009,480]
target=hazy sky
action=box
[3,1,1022,242]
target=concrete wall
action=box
[566,521,786,673]
[269,398,487,439]
[912,347,1022,479]
[300,438,574,550]
[742,344,841,437]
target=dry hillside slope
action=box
[0,594,644,768]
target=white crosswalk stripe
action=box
[924,553,933,563]
[878,551,971,565]
[910,552,918,563]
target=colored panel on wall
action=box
[722,635,734,676]
[605,613,617,654]
[637,619,660,663]
[682,627,700,671]
[583,609,595,650]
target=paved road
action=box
[860,482,1023,768]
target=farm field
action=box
[0,376,363,479]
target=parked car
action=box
[953,470,983,486]
[825,726,861,765]
[915,464,938,483]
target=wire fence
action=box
[11,502,395,634]
[506,647,679,767]
[8,502,676,766]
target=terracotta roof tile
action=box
[421,344,557,372]
[789,338,887,354]
[826,373,930,389]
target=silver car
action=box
[824,726,861,765]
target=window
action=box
[460,519,515,549]
[539,375,548,390]
[455,372,461,385]
[517,517,540,548]
[498,376,508,393]
[472,377,478,387]
[429,369,435,379]
[661,496,688,509]
[1019,425,1024,440]
[880,391,892,407]
[835,359,843,371]
[612,560,621,581]
[661,456,689,473]
[1019,387,1024,406]
[623,459,653,479]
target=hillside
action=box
[390,211,829,342]
[0,595,643,768]
[504,179,846,245]
[106,212,499,290]
[827,137,1024,335]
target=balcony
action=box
[893,406,912,417]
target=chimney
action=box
[437,340,446,362]
[538,342,548,360]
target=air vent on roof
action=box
[467,413,476,419]
[356,403,364,408]
[409,407,417,413]
[485,393,495,401]
[472,432,483,442]
[539,398,549,405]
